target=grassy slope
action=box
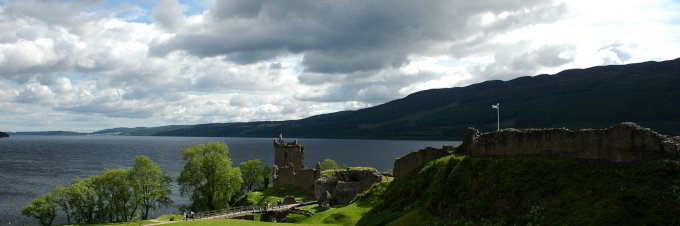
[78,214,337,226]
[168,219,332,226]
[285,204,371,226]
[358,155,680,226]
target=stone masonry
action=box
[457,122,680,162]
[393,122,680,179]
[314,169,384,204]
[272,134,319,193]
[271,134,384,203]
[393,146,453,179]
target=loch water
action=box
[0,135,457,225]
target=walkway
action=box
[194,201,318,220]
[144,201,318,225]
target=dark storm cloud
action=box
[151,0,564,74]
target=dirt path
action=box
[145,219,180,226]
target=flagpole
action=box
[492,103,500,131]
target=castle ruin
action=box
[271,134,385,204]
[393,122,680,179]
[272,134,319,193]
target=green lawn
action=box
[66,214,339,226]
[284,203,371,226]
[170,219,336,226]
[63,220,156,226]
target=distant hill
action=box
[115,58,677,140]
[0,131,8,138]
[91,125,191,136]
[10,131,87,136]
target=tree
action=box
[239,159,267,191]
[178,142,243,211]
[320,159,338,170]
[67,178,97,224]
[320,159,348,171]
[21,193,57,225]
[51,186,71,224]
[94,169,136,222]
[129,155,172,220]
[262,166,272,189]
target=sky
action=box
[0,0,678,132]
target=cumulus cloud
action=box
[470,43,577,81]
[0,0,678,132]
[151,0,565,73]
[295,69,442,103]
[152,0,186,32]
[597,42,635,65]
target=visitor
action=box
[183,211,187,221]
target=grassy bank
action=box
[358,155,680,225]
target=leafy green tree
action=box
[51,186,71,224]
[94,169,136,222]
[21,193,57,225]
[262,165,272,189]
[239,159,267,191]
[320,159,338,170]
[320,159,349,171]
[67,178,97,224]
[178,142,243,211]
[129,155,172,220]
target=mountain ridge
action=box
[18,58,680,140]
[117,58,680,140]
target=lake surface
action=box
[0,135,457,225]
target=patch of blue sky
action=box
[177,0,207,16]
[96,0,206,23]
[63,72,89,83]
[669,0,680,24]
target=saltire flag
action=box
[492,103,499,109]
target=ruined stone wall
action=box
[457,122,680,162]
[274,167,317,193]
[393,146,453,179]
[314,169,384,204]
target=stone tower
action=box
[271,134,321,193]
[273,134,305,172]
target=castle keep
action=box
[272,134,319,193]
[271,134,384,204]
